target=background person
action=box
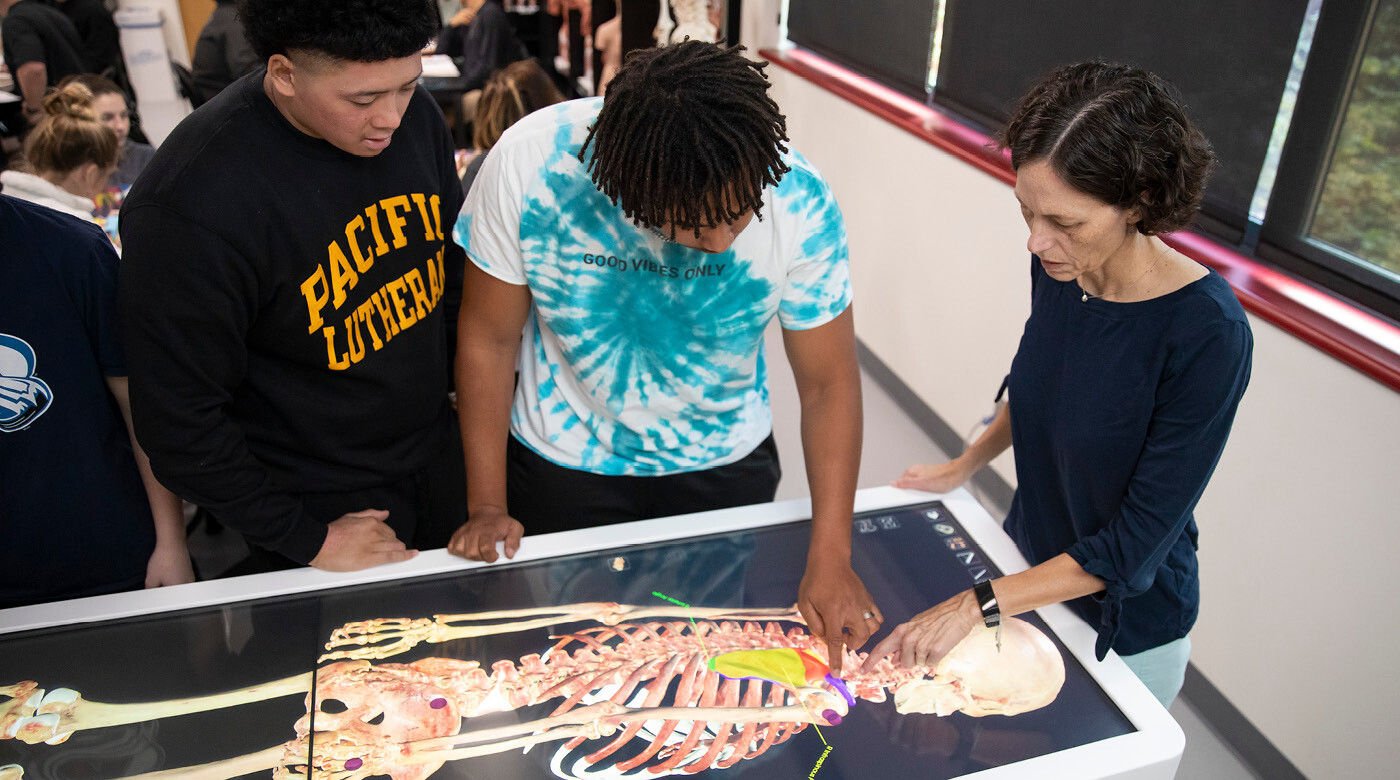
[0,191,193,609]
[61,73,154,192]
[459,57,563,194]
[48,0,121,77]
[434,0,478,58]
[438,0,527,125]
[119,0,467,574]
[867,61,1253,707]
[450,41,880,671]
[0,0,86,126]
[0,80,115,225]
[191,0,260,106]
[593,9,620,94]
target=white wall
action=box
[770,70,1025,481]
[117,0,192,68]
[764,67,1400,779]
[740,0,783,53]
[116,0,193,144]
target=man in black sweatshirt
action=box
[120,0,466,573]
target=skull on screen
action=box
[892,618,1066,717]
[296,659,474,780]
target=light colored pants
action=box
[1120,636,1191,708]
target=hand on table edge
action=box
[309,509,417,572]
[144,537,195,588]
[107,375,196,589]
[893,402,1010,493]
[891,456,976,493]
[447,505,523,563]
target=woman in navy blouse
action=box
[864,62,1253,707]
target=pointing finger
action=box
[826,626,846,677]
[860,629,899,672]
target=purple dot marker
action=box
[822,709,842,726]
[430,697,447,709]
[345,757,363,770]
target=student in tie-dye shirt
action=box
[450,41,880,668]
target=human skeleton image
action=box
[655,0,720,47]
[0,601,1064,779]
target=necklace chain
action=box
[1079,245,1168,303]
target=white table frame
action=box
[0,486,1183,779]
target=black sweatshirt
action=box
[119,71,466,563]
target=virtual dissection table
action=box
[0,486,1182,779]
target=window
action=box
[786,0,939,99]
[932,0,1312,241]
[1305,0,1400,282]
[1261,0,1400,316]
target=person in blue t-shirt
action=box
[450,41,879,671]
[0,194,194,608]
[867,62,1252,707]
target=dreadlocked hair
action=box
[577,40,791,237]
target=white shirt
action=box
[456,98,853,475]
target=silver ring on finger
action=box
[862,610,876,620]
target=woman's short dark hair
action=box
[237,0,439,62]
[578,41,790,236]
[999,61,1217,235]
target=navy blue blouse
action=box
[1003,256,1252,659]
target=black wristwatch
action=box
[973,580,1001,629]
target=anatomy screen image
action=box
[0,501,1134,779]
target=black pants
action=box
[506,434,781,535]
[236,424,467,574]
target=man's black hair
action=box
[238,0,440,62]
[578,41,791,235]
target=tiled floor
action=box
[187,324,1263,779]
[1170,697,1261,780]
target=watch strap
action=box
[973,580,1001,628]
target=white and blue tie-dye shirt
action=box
[457,98,851,475]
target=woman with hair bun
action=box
[61,73,157,192]
[866,62,1254,707]
[1,80,118,224]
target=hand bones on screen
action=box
[0,602,1063,779]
